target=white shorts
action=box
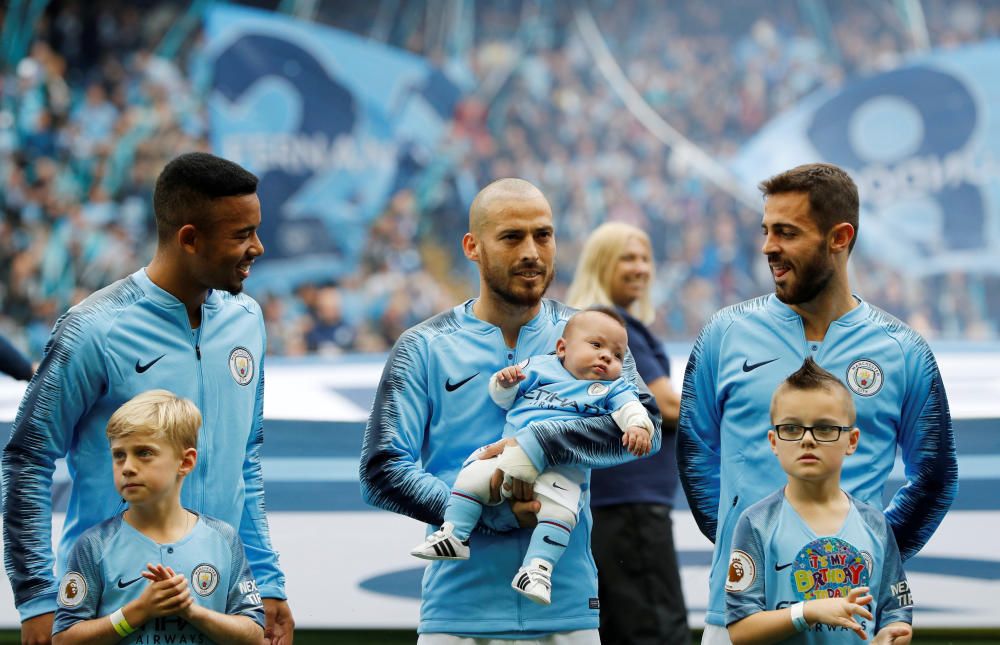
[702,623,732,645]
[458,450,584,515]
[532,466,584,514]
[418,629,601,645]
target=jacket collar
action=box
[455,298,550,337]
[131,268,221,313]
[766,292,868,327]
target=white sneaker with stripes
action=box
[410,522,471,560]
[511,558,552,605]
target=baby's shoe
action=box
[410,522,470,560]
[511,558,552,605]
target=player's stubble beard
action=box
[480,248,554,308]
[192,266,245,297]
[214,271,245,296]
[771,240,835,306]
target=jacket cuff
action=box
[18,593,57,622]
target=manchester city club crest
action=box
[846,359,884,396]
[587,382,609,396]
[192,563,220,596]
[229,347,255,386]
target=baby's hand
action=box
[623,426,651,457]
[495,366,526,389]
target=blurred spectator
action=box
[0,335,34,381]
[566,222,687,645]
[1,0,997,361]
[304,286,356,356]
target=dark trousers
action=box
[591,504,689,645]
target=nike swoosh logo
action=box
[543,535,567,548]
[117,576,144,588]
[445,372,479,392]
[743,358,779,372]
[552,482,568,491]
[774,562,794,571]
[135,355,166,373]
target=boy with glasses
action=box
[725,359,913,645]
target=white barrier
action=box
[0,347,997,628]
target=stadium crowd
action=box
[2,0,998,360]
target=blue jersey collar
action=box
[455,298,553,337]
[119,509,203,548]
[766,293,869,326]
[133,268,222,312]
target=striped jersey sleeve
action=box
[605,376,642,412]
[53,522,114,635]
[724,509,768,625]
[676,308,729,542]
[872,307,957,560]
[359,318,452,526]
[856,503,913,628]
[2,284,126,618]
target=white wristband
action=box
[109,607,135,637]
[790,601,809,632]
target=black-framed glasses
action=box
[773,424,851,442]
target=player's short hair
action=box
[770,357,856,424]
[153,152,258,242]
[564,305,627,337]
[758,163,860,253]
[565,222,655,325]
[106,390,201,455]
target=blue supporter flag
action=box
[730,41,1000,278]
[203,5,459,290]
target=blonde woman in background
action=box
[566,222,688,645]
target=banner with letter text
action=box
[203,5,459,290]
[731,42,1000,277]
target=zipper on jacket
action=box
[194,307,207,512]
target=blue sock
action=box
[442,489,483,541]
[524,519,573,568]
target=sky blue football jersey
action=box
[502,353,640,436]
[492,353,644,512]
[54,513,264,644]
[3,268,283,621]
[678,294,956,626]
[360,299,661,637]
[726,490,912,643]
